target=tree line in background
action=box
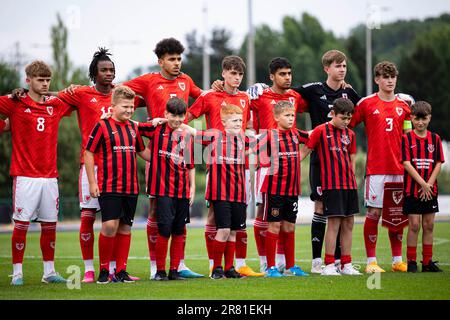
[0,12,449,200]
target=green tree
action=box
[399,24,450,140]
[0,62,21,197]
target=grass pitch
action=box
[1,222,449,300]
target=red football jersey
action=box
[187,90,251,130]
[349,94,411,175]
[58,86,113,164]
[402,130,445,197]
[85,118,145,195]
[0,119,5,132]
[124,72,201,119]
[250,88,307,133]
[138,123,195,199]
[0,94,72,178]
[306,123,357,190]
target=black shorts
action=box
[322,189,359,218]
[98,193,138,226]
[403,196,439,215]
[265,194,299,223]
[211,201,246,231]
[309,159,323,202]
[156,197,190,236]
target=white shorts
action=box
[254,167,269,205]
[205,169,252,206]
[13,176,59,222]
[79,164,100,210]
[365,174,403,208]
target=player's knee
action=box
[314,201,324,214]
[422,221,434,234]
[409,221,420,234]
[366,208,381,220]
[158,224,172,238]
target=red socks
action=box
[170,234,184,270]
[265,231,278,268]
[213,240,226,269]
[180,226,187,261]
[253,218,268,256]
[40,222,56,262]
[155,234,169,271]
[364,214,380,258]
[283,231,295,269]
[341,255,352,267]
[235,229,247,259]
[325,253,335,266]
[422,244,433,265]
[205,224,217,260]
[388,230,403,257]
[407,246,417,262]
[115,233,131,273]
[224,241,236,270]
[147,218,158,261]
[98,233,115,272]
[12,221,29,264]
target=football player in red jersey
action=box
[0,61,73,286]
[350,61,412,273]
[124,38,203,279]
[186,56,263,277]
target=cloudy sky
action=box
[1,0,449,82]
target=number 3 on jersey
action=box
[386,118,393,132]
[37,117,45,132]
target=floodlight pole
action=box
[247,0,255,88]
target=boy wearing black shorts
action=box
[301,98,361,276]
[85,86,150,284]
[402,101,444,272]
[139,98,196,281]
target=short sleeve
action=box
[58,99,75,118]
[349,131,357,154]
[135,129,146,153]
[297,95,309,113]
[436,135,445,163]
[57,89,82,108]
[86,122,104,153]
[188,93,208,120]
[124,74,150,97]
[402,134,410,162]
[306,126,321,150]
[295,129,309,144]
[0,95,14,117]
[188,77,202,99]
[349,101,365,128]
[138,122,156,139]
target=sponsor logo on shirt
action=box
[90,98,98,103]
[320,95,327,100]
[373,109,380,115]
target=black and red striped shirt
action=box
[86,118,145,195]
[197,129,248,203]
[139,123,195,199]
[402,130,445,197]
[259,128,309,196]
[306,122,357,190]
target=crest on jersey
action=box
[392,190,403,205]
[17,207,23,214]
[46,106,54,115]
[240,99,246,108]
[81,233,91,242]
[341,134,351,145]
[292,135,299,144]
[316,187,323,196]
[130,129,136,138]
[85,195,91,202]
[15,243,25,251]
[289,97,296,105]
[342,93,348,99]
[428,144,435,153]
[396,107,403,116]
[178,82,186,91]
[271,208,280,217]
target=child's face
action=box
[222,68,244,90]
[375,74,397,94]
[330,111,352,129]
[221,114,243,134]
[112,98,135,122]
[26,76,51,95]
[164,111,186,129]
[274,109,296,130]
[411,114,431,132]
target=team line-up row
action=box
[0,37,444,285]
